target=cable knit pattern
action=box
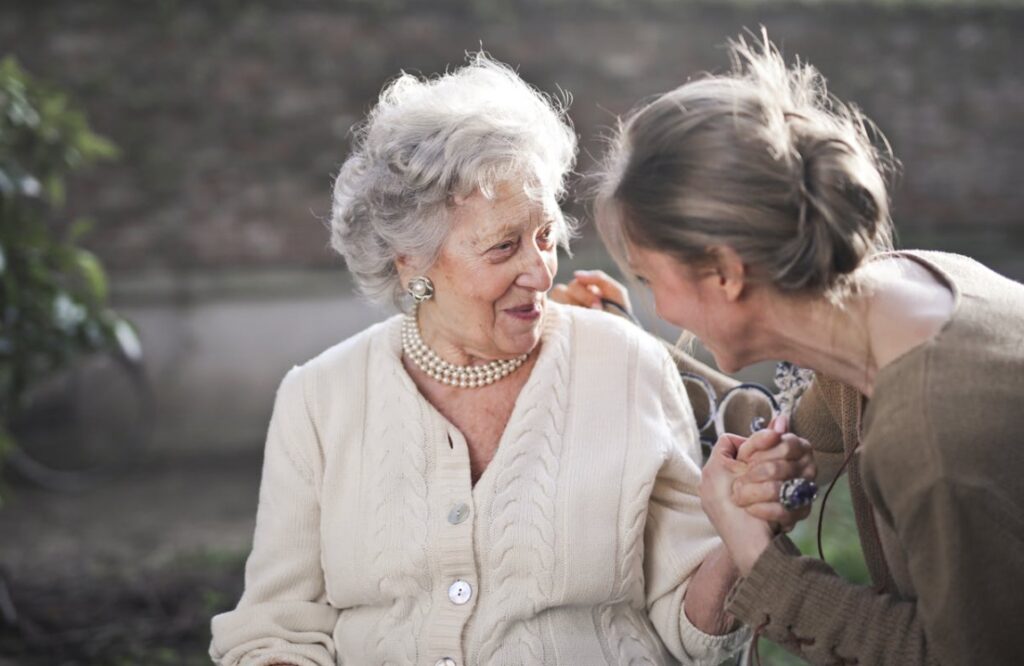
[210,302,747,666]
[597,338,662,666]
[367,354,432,664]
[597,476,662,666]
[476,310,570,665]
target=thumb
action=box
[712,433,746,460]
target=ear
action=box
[395,254,415,285]
[709,245,747,302]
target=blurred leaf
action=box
[51,291,87,332]
[112,317,143,363]
[72,248,108,302]
[44,173,65,207]
[19,175,42,198]
[79,131,119,161]
[67,217,96,243]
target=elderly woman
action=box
[567,34,1024,665]
[208,55,814,666]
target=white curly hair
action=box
[330,53,578,308]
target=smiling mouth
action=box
[505,302,543,319]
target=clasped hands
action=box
[699,415,817,576]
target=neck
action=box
[753,287,879,397]
[413,303,481,366]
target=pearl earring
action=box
[406,276,434,303]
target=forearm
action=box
[682,543,743,635]
[728,535,934,666]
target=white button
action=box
[448,579,472,605]
[448,503,470,525]
[435,659,457,666]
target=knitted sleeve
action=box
[644,353,750,665]
[726,534,936,665]
[210,367,338,666]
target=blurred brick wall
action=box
[4,2,1023,277]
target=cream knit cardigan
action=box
[210,302,748,666]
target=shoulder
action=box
[899,250,1024,303]
[276,314,401,414]
[294,314,399,379]
[555,303,697,458]
[555,301,673,375]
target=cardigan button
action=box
[447,503,470,525]
[448,579,472,605]
[435,659,457,666]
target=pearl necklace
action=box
[401,311,528,388]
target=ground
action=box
[0,452,261,665]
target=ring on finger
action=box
[779,478,818,511]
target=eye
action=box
[634,274,650,286]
[488,238,518,257]
[537,224,555,247]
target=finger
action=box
[549,283,574,305]
[770,413,789,434]
[744,459,809,483]
[747,434,811,463]
[736,429,783,462]
[797,457,817,481]
[566,279,601,308]
[772,504,812,533]
[573,270,630,307]
[712,433,748,460]
[572,269,619,291]
[731,479,783,507]
[745,501,812,526]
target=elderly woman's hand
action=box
[731,416,816,534]
[699,432,776,576]
[551,269,632,314]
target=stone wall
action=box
[4,2,1024,277]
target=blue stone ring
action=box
[779,478,818,511]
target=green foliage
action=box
[0,56,139,475]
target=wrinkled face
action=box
[627,243,753,373]
[411,181,561,361]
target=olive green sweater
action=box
[679,251,1024,665]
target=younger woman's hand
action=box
[551,269,632,314]
[731,416,816,533]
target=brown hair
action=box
[596,30,896,296]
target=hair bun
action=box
[775,131,889,292]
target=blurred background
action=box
[0,1,1021,664]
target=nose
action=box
[515,241,555,293]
